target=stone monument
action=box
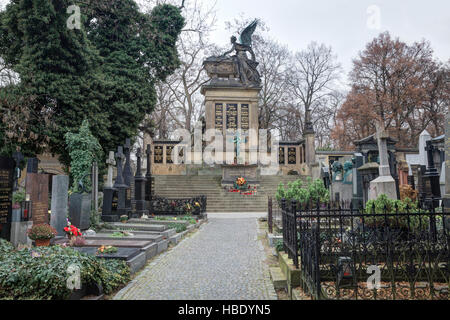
[145,144,152,201]
[369,126,398,200]
[50,175,69,237]
[444,110,450,208]
[123,139,133,211]
[132,148,148,218]
[114,146,129,216]
[102,151,118,222]
[0,157,15,241]
[68,173,91,230]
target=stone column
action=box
[123,139,133,211]
[369,127,398,200]
[50,175,69,237]
[352,153,364,207]
[304,108,316,166]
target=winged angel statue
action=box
[220,19,261,87]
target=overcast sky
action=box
[211,0,450,80]
[1,0,448,82]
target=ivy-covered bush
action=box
[0,244,130,299]
[65,119,102,193]
[276,177,329,205]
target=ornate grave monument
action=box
[102,151,118,222]
[132,148,148,218]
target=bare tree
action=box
[145,0,218,138]
[286,42,341,137]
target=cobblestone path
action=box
[113,213,277,300]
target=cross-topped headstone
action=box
[425,140,437,170]
[368,124,398,200]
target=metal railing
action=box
[279,199,449,300]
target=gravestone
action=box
[418,130,432,168]
[145,144,152,201]
[26,172,49,225]
[369,127,397,200]
[132,148,148,218]
[0,157,15,241]
[91,162,99,213]
[69,193,91,230]
[352,153,364,207]
[422,140,441,208]
[50,175,69,237]
[444,111,450,207]
[102,151,118,222]
[123,139,133,211]
[114,146,129,216]
[27,158,39,173]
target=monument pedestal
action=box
[101,187,119,222]
[369,175,398,200]
[221,164,259,186]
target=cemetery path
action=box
[113,213,277,300]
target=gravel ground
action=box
[113,212,277,300]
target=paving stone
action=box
[113,213,277,300]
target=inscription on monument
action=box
[288,147,297,164]
[26,173,49,225]
[241,104,249,130]
[166,146,174,164]
[154,146,163,164]
[226,104,238,129]
[0,158,14,240]
[279,147,285,165]
[215,103,224,131]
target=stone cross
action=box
[114,146,125,188]
[105,151,116,188]
[368,124,397,200]
[375,126,391,177]
[135,147,143,178]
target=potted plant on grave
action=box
[120,215,129,223]
[27,224,57,247]
[64,219,82,240]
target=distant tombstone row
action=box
[102,140,152,222]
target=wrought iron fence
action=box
[280,198,449,300]
[149,195,207,216]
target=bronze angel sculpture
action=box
[220,19,261,87]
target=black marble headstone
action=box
[0,157,14,241]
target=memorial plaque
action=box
[241,104,249,130]
[26,173,49,225]
[226,104,238,129]
[166,146,174,164]
[0,157,14,241]
[154,146,163,164]
[215,103,224,131]
[279,147,285,165]
[288,147,297,164]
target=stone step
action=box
[269,267,287,290]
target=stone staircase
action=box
[153,175,308,212]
